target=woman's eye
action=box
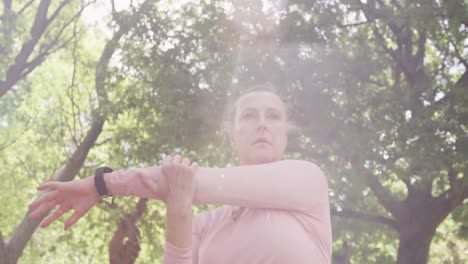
[242,113,254,119]
[268,113,280,120]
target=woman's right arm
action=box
[28,166,165,229]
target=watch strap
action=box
[95,167,113,198]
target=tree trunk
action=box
[109,199,147,264]
[332,241,352,264]
[396,228,435,264]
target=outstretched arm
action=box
[27,166,164,230]
[45,159,327,213]
[106,159,327,213]
[29,159,326,229]
[193,159,328,213]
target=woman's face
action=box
[230,91,288,165]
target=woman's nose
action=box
[257,115,267,130]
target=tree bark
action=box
[109,199,147,264]
[396,228,435,264]
[332,241,352,264]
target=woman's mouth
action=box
[253,138,271,146]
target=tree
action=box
[0,0,94,99]
[0,1,158,262]
[210,0,468,262]
[283,1,468,263]
[1,0,236,262]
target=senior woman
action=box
[28,87,332,263]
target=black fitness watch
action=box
[94,167,113,198]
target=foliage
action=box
[0,0,467,263]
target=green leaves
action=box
[1,0,467,263]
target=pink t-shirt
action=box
[107,160,332,264]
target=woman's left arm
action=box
[151,155,197,264]
[192,159,328,213]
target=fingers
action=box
[161,155,172,176]
[161,153,194,169]
[28,200,57,219]
[172,155,182,164]
[64,210,84,231]
[29,190,58,209]
[40,205,70,228]
[37,182,61,191]
[163,155,172,165]
[181,157,191,167]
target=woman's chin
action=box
[251,153,276,164]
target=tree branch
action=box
[13,16,82,86]
[0,0,92,99]
[449,38,468,70]
[448,166,460,196]
[390,0,403,11]
[430,69,467,110]
[338,20,371,28]
[95,0,157,107]
[29,0,51,40]
[366,173,406,220]
[0,118,35,151]
[0,232,6,262]
[428,167,466,224]
[67,21,80,148]
[95,137,113,146]
[0,0,52,98]
[374,0,402,35]
[18,0,35,15]
[371,26,399,63]
[109,199,147,264]
[454,69,468,91]
[463,184,468,201]
[415,29,426,69]
[3,0,11,10]
[111,0,116,14]
[358,0,420,82]
[37,0,93,57]
[5,117,105,264]
[47,0,71,24]
[3,0,12,10]
[331,207,398,229]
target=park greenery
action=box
[0,0,467,263]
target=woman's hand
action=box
[28,176,100,230]
[142,154,198,213]
[143,154,198,248]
